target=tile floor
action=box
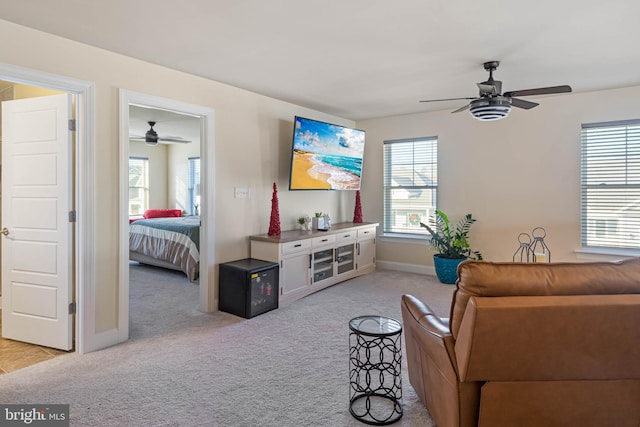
[0,312,70,375]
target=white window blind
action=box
[129,156,149,216]
[188,157,201,215]
[383,137,438,235]
[581,120,640,249]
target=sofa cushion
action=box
[454,294,640,381]
[450,258,640,339]
[478,380,640,427]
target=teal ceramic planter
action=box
[433,255,466,284]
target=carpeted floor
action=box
[0,264,454,426]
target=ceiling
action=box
[1,1,639,121]
[129,105,200,144]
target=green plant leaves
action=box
[420,210,482,260]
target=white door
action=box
[1,94,73,350]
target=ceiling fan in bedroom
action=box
[419,61,572,121]
[130,121,192,146]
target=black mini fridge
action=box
[218,258,279,318]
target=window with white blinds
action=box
[128,156,149,216]
[188,157,201,215]
[581,120,640,249]
[383,137,438,235]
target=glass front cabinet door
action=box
[335,243,355,276]
[313,248,335,283]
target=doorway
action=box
[118,90,216,342]
[127,105,202,337]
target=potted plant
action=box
[420,210,482,284]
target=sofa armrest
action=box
[402,294,450,336]
[401,294,458,378]
[402,294,480,427]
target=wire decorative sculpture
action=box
[513,233,535,262]
[529,227,551,262]
[513,227,551,263]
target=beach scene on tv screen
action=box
[290,117,365,190]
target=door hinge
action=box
[69,211,77,222]
[69,302,76,315]
[68,119,76,131]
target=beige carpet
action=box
[0,263,454,426]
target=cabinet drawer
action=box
[357,227,376,240]
[312,234,336,247]
[282,239,311,254]
[336,231,357,242]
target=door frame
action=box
[0,62,96,353]
[118,90,216,341]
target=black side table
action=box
[349,315,403,425]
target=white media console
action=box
[250,222,378,306]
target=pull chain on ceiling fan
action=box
[419,61,572,121]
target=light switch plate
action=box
[234,187,250,199]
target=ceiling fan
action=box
[420,61,572,121]
[130,121,192,146]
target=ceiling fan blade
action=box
[160,137,192,143]
[510,98,539,110]
[129,136,191,144]
[420,97,475,103]
[504,85,572,98]
[451,103,471,114]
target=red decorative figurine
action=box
[268,182,281,236]
[353,190,363,223]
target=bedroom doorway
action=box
[118,90,215,342]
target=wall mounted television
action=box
[288,116,366,190]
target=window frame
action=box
[128,156,149,217]
[382,136,438,238]
[188,157,201,216]
[581,119,640,251]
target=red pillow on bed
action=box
[143,209,182,219]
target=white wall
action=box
[358,85,640,267]
[0,19,356,334]
[130,140,202,214]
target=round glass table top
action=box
[349,315,402,336]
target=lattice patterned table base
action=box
[349,316,403,425]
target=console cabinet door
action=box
[281,252,311,297]
[336,243,356,276]
[357,237,376,272]
[312,247,335,283]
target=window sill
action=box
[380,233,430,245]
[575,247,640,260]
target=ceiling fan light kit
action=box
[419,61,571,121]
[469,97,512,121]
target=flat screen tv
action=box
[288,116,366,190]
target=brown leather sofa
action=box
[401,258,640,427]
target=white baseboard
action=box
[376,260,436,277]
